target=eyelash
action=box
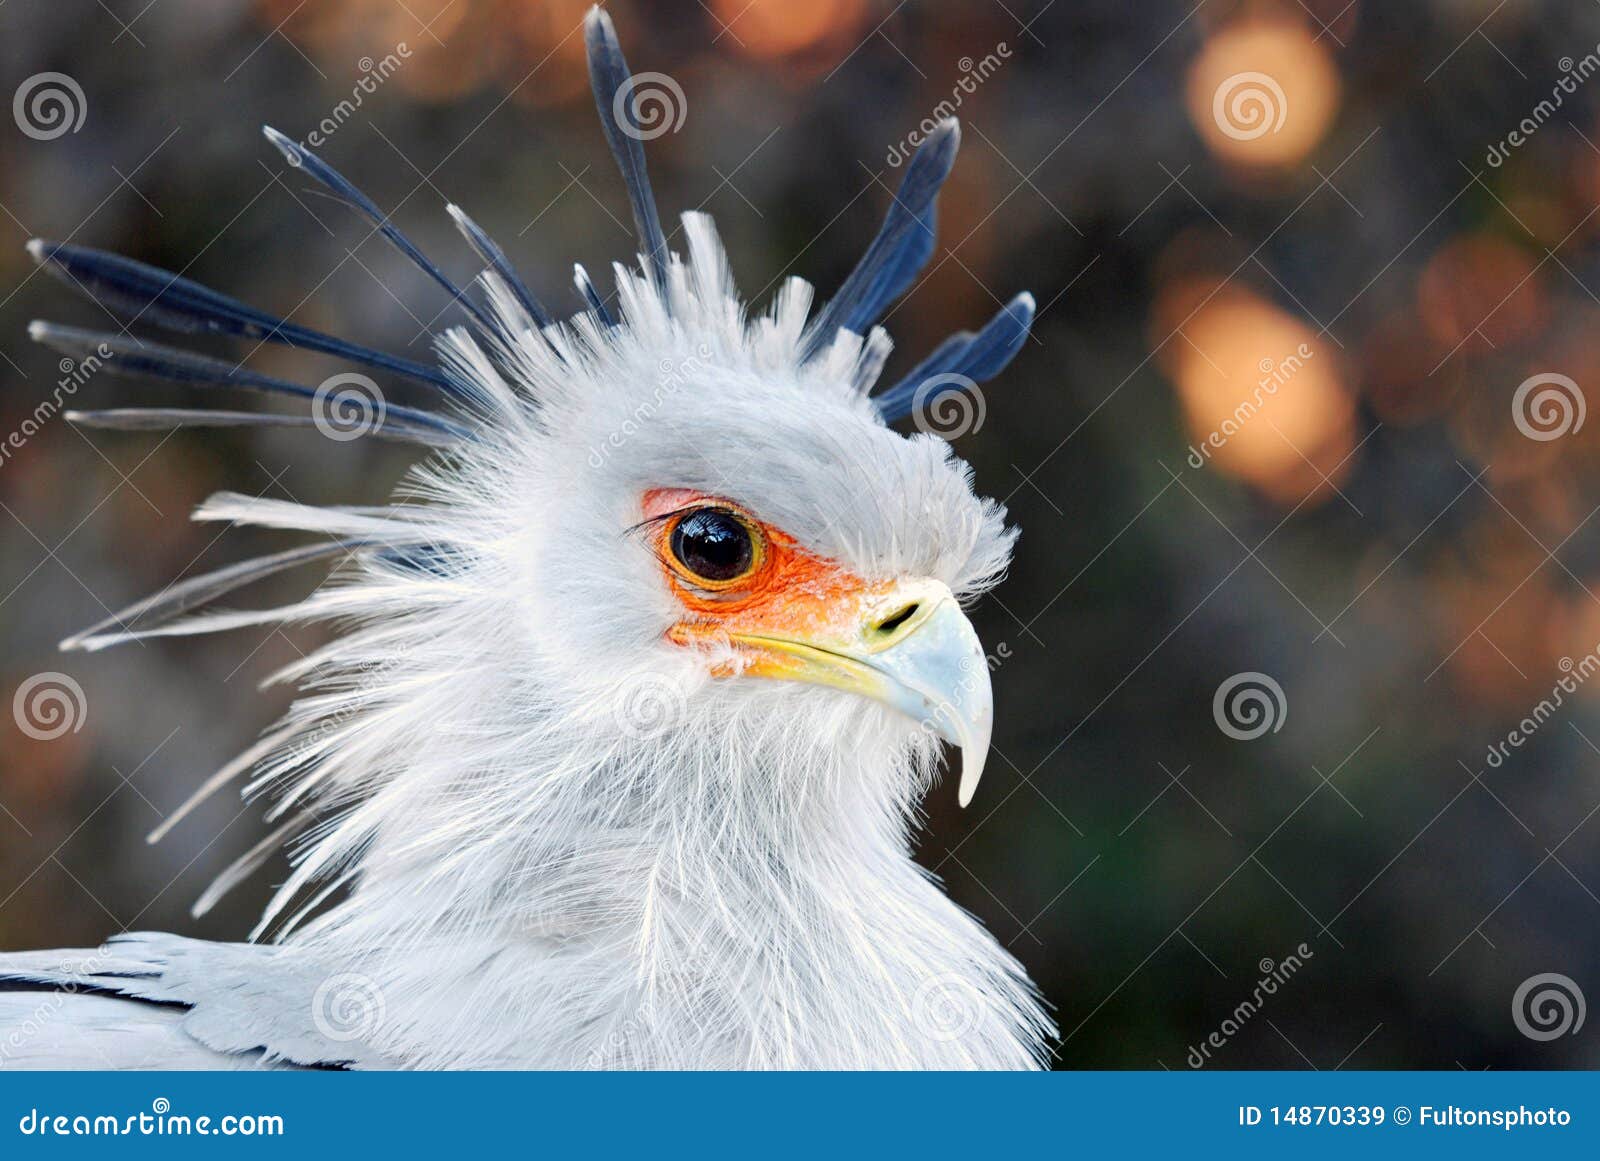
[625,511,678,541]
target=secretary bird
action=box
[0,8,1053,1069]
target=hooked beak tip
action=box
[866,595,994,808]
[957,742,987,808]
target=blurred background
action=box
[1,0,1598,1068]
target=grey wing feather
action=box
[0,994,273,1069]
[0,932,391,1069]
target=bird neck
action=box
[268,689,1050,1066]
[311,689,930,938]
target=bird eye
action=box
[667,507,760,587]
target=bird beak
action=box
[683,578,994,806]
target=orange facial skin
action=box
[643,488,892,679]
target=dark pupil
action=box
[671,510,752,581]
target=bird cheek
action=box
[666,560,887,676]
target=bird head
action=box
[27,7,1039,932]
[505,287,1016,809]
